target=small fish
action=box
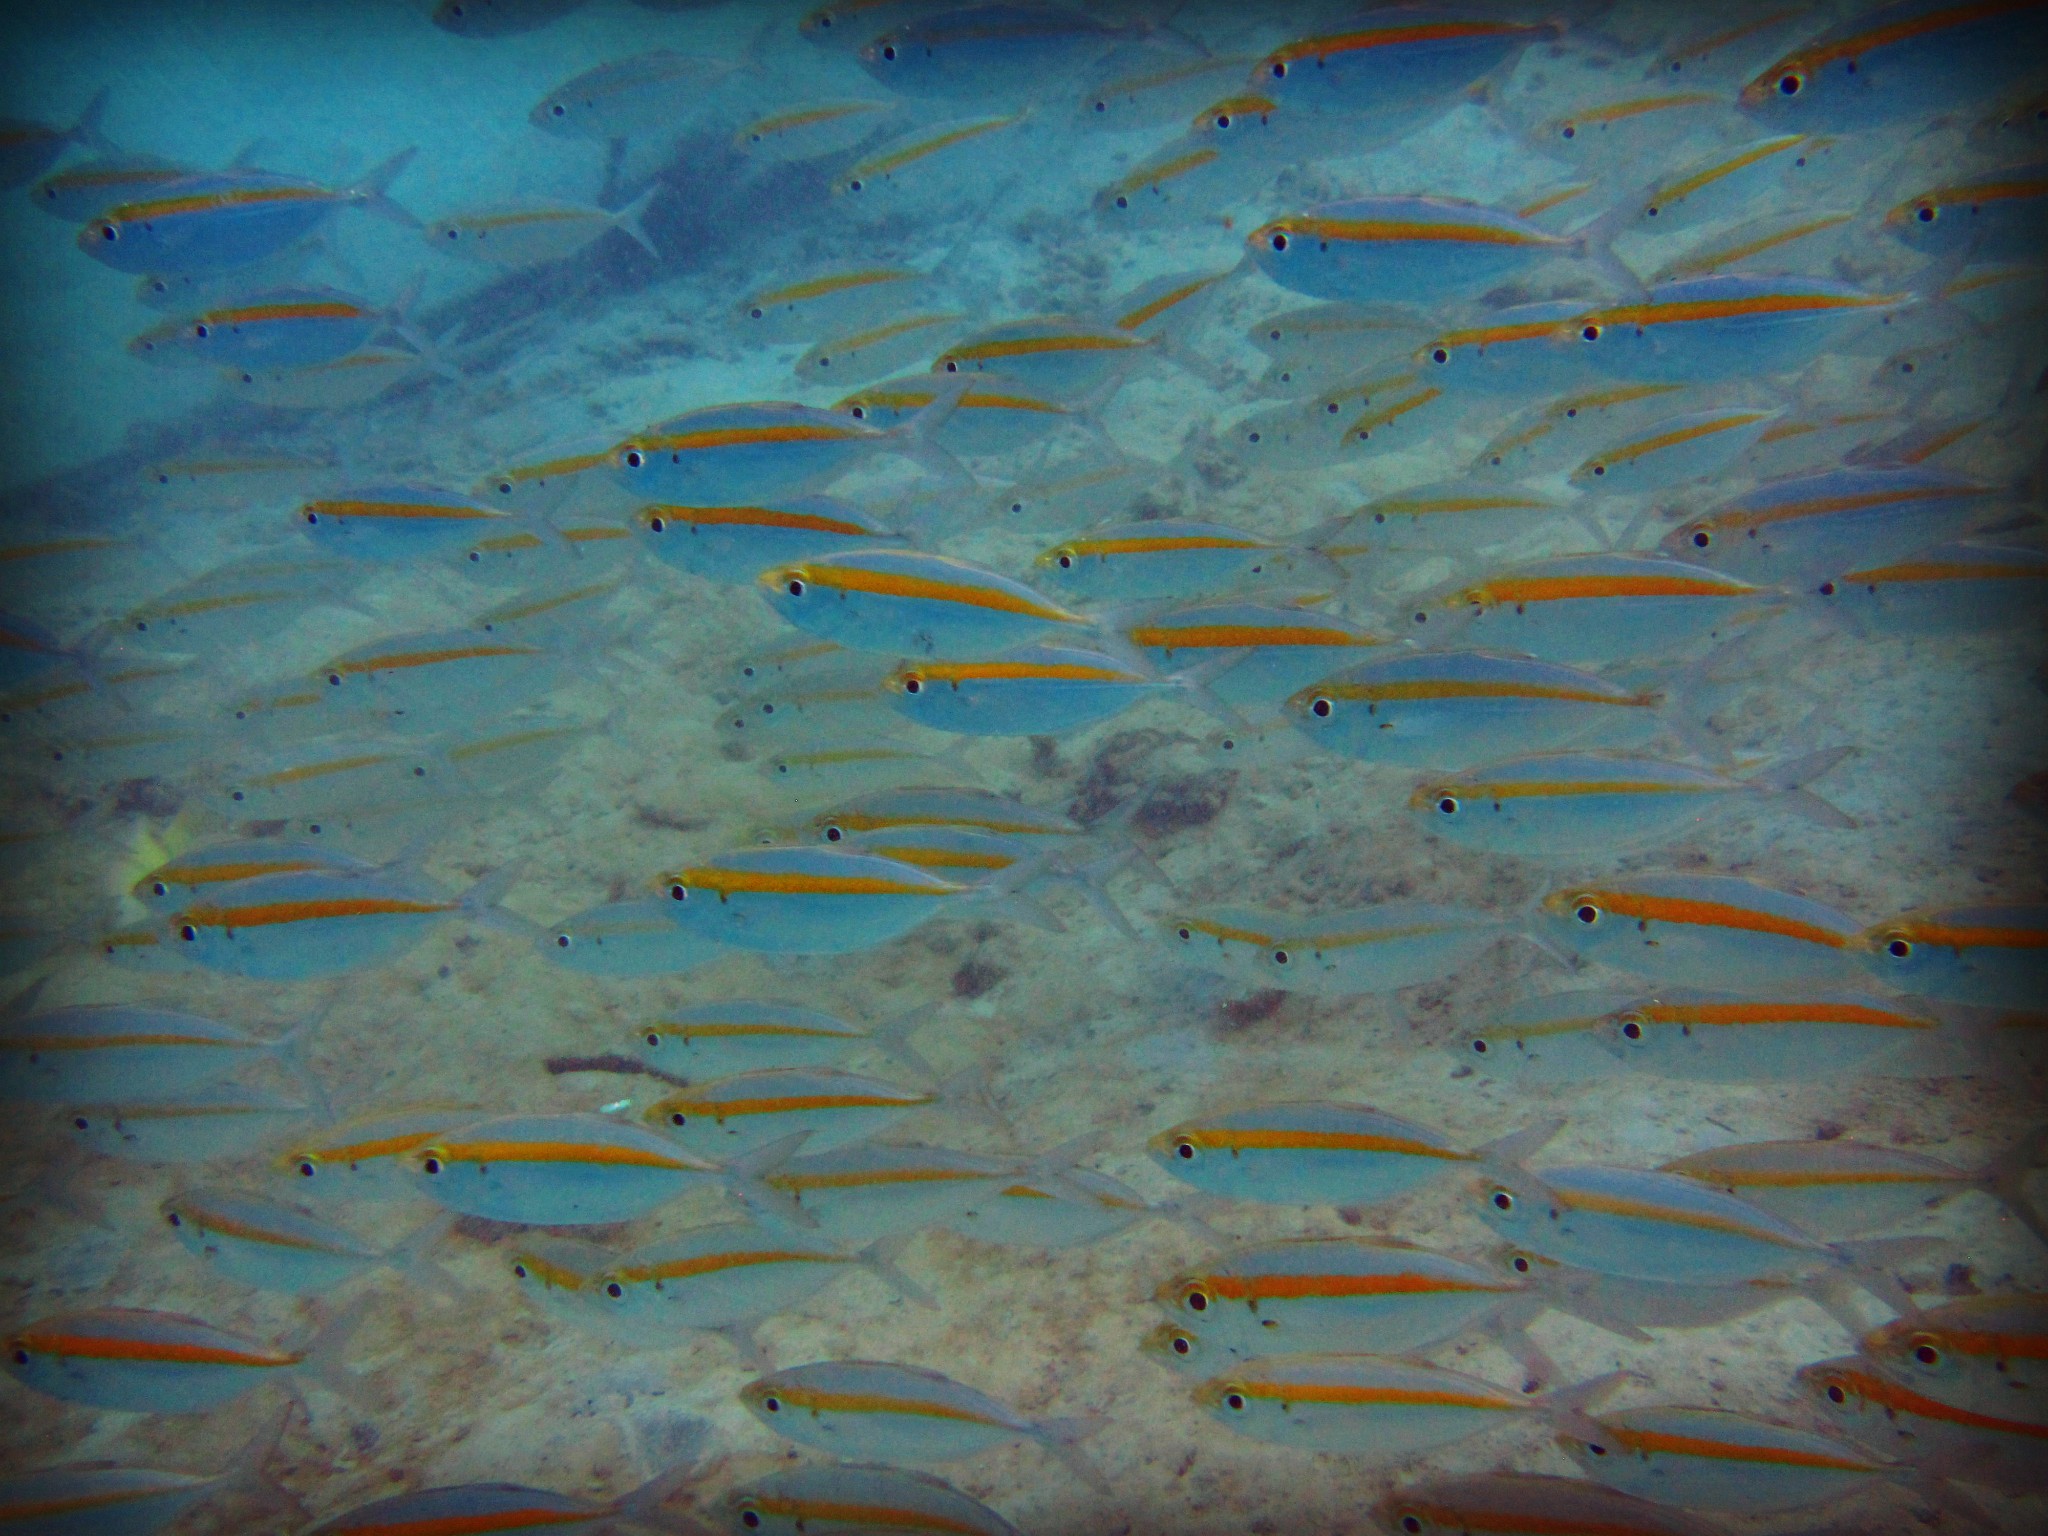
[1656,207,1859,280]
[224,345,436,411]
[1286,650,1662,768]
[636,1001,921,1080]
[410,1111,739,1225]
[636,496,905,586]
[763,1142,1019,1242]
[1150,1103,1549,1209]
[78,152,417,274]
[1375,1473,1724,1536]
[807,786,1086,842]
[303,1473,689,1536]
[1434,553,1774,667]
[30,150,194,222]
[0,1459,238,1535]
[1318,479,1584,553]
[433,0,588,37]
[614,398,957,505]
[836,372,1086,458]
[1249,300,1431,398]
[1248,196,1592,306]
[797,312,965,387]
[1667,465,2000,579]
[428,186,659,267]
[1262,905,1513,995]
[1561,275,1905,383]
[1859,1293,2048,1421]
[722,1463,1022,1536]
[858,6,1134,102]
[740,1359,1103,1486]
[1661,1137,2040,1240]
[932,316,1152,398]
[762,737,966,790]
[1523,88,1727,167]
[1800,1357,2048,1496]
[1470,385,1687,481]
[1035,520,1330,604]
[276,1107,463,1198]
[1257,15,1548,126]
[889,645,1199,737]
[1456,988,1648,1083]
[543,897,727,977]
[161,1187,440,1295]
[759,549,1089,658]
[1544,874,1867,987]
[1557,1404,1899,1515]
[1197,1353,1578,1459]
[660,846,984,955]
[1863,903,2047,1009]
[298,484,521,562]
[946,1164,1148,1249]
[736,99,898,163]
[0,87,108,189]
[643,1067,951,1155]
[1163,908,1296,989]
[107,555,360,652]
[0,1005,299,1105]
[1624,133,1841,234]
[716,652,894,738]
[530,50,748,139]
[1,1307,337,1414]
[473,432,625,516]
[1128,601,1387,717]
[1602,990,1942,1081]
[1413,299,1609,399]
[835,111,1028,202]
[1571,407,1780,494]
[309,628,563,728]
[67,1091,311,1165]
[128,284,417,370]
[1740,1,2048,129]
[737,265,925,341]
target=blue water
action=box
[2,2,2046,1532]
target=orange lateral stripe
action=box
[1447,778,1717,802]
[188,896,453,928]
[315,1510,598,1534]
[746,1495,988,1534]
[1177,918,1283,945]
[663,1092,924,1117]
[795,564,1080,621]
[948,332,1144,362]
[1109,144,1220,194]
[1348,387,1442,434]
[671,867,953,898]
[770,1166,990,1190]
[856,116,1014,178]
[304,1129,442,1164]
[1189,1128,1470,1159]
[1583,292,1896,329]
[670,1023,845,1038]
[309,500,500,522]
[1566,92,1721,126]
[869,846,1015,871]
[652,504,873,536]
[1608,1423,1875,1471]
[253,754,401,787]
[1213,1271,1504,1302]
[1468,573,1750,604]
[1724,483,1991,531]
[1130,622,1368,649]
[1322,678,1645,705]
[435,1139,700,1170]
[6,1032,240,1051]
[1782,1,2036,77]
[908,660,1137,683]
[1696,1167,1951,1188]
[634,424,861,453]
[772,1388,997,1425]
[1890,921,2047,950]
[1270,19,1538,67]
[111,185,324,221]
[1829,1367,2048,1437]
[1118,277,1217,332]
[1560,1188,1812,1245]
[1060,534,1265,557]
[1600,413,1773,464]
[1595,893,1849,946]
[756,269,911,306]
[207,300,364,325]
[180,1206,342,1253]
[1283,218,1551,247]
[1435,319,1568,348]
[337,642,536,674]
[1244,1381,1521,1411]
[1642,1000,1928,1028]
[1655,136,1802,204]
[618,1249,841,1284]
[1392,1496,1686,1536]
[17,1331,297,1368]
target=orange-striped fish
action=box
[1376,1472,1727,1536]
[1802,1356,2048,1495]
[1859,1293,2048,1421]
[660,845,985,955]
[1,1003,299,1104]
[644,1067,950,1154]
[1544,874,1866,986]
[724,1463,1021,1536]
[1558,1403,1900,1514]
[760,548,1089,657]
[636,495,904,585]
[1863,902,2048,1009]
[1563,275,1905,382]
[1667,464,2000,578]
[2,1306,337,1413]
[1250,195,1591,304]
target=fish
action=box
[721,1463,1022,1536]
[1,1307,345,1414]
[1519,88,1727,168]
[740,1359,1103,1486]
[275,1107,465,1199]
[888,645,1203,737]
[796,312,966,388]
[1470,385,1688,481]
[1375,1473,1725,1536]
[1544,874,1868,987]
[0,1004,301,1105]
[1035,520,1334,603]
[1256,13,1548,127]
[1162,907,1297,989]
[1666,465,2001,579]
[542,897,727,977]
[160,1187,442,1295]
[128,284,418,371]
[1557,1404,1901,1515]
[105,555,361,652]
[1740,1,2048,129]
[1248,196,1596,306]
[160,868,515,981]
[472,432,627,516]
[945,1164,1148,1249]
[1560,275,1906,382]
[737,265,926,340]
[529,50,749,139]
[78,151,418,274]
[1261,904,1513,995]
[1817,542,2048,635]
[1285,650,1662,768]
[1570,406,1781,494]
[1128,601,1388,716]
[762,1142,1020,1241]
[0,87,108,188]
[1862,903,2048,1009]
[932,316,1152,398]
[836,372,1093,458]
[1654,207,1859,281]
[1622,133,1846,234]
[1601,990,1944,1081]
[426,186,659,266]
[1661,1137,2045,1240]
[1859,1293,2048,1421]
[659,846,989,955]
[1077,45,1255,129]
[409,1111,751,1225]
[759,549,1089,658]
[1413,299,1612,399]
[66,1090,311,1165]
[1456,988,1648,1083]
[1800,1357,2048,1495]
[223,345,438,411]
[1159,1238,1546,1372]
[834,111,1028,202]
[1150,1103,1551,1208]
[0,1459,239,1535]
[613,397,960,505]
[302,1473,692,1536]
[857,5,1135,102]
[641,1066,956,1155]
[807,786,1087,842]
[1411,748,1853,858]
[298,484,522,562]
[1317,479,1586,554]
[1432,553,1776,667]
[308,628,564,729]
[634,496,906,586]
[736,98,899,163]
[761,737,968,790]
[636,1000,924,1079]
[30,150,197,222]
[1196,1353,1593,1459]
[716,652,895,738]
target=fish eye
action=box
[1309,697,1332,718]
[1886,938,1912,959]
[762,1395,782,1412]
[1580,324,1602,342]
[1574,902,1600,924]
[193,323,210,338]
[749,307,763,319]
[551,103,566,116]
[1512,1254,1531,1273]
[304,510,319,523]
[902,676,923,694]
[1223,1390,1247,1411]
[670,883,687,901]
[1174,1140,1196,1160]
[297,1160,317,1177]
[1171,1333,1191,1355]
[850,405,867,419]
[1402,1519,1424,1535]
[1093,99,1107,112]
[647,516,666,532]
[1818,581,1837,596]
[1620,1017,1644,1041]
[848,178,865,192]
[645,1031,662,1048]
[555,933,571,948]
[881,44,896,59]
[1591,463,1606,476]
[326,673,342,686]
[623,450,645,469]
[1914,1342,1941,1365]
[151,881,167,896]
[1586,1442,1608,1456]
[423,1156,443,1174]
[1213,113,1231,129]
[1113,194,1128,209]
[166,1210,181,1226]
[99,223,117,241]
[1491,1189,1515,1211]
[513,1263,528,1278]
[231,790,244,801]
[1430,347,1449,364]
[179,925,198,941]
[73,1116,88,1130]
[1691,529,1711,548]
[1436,796,1459,816]
[1219,737,1237,751]
[1645,204,1660,218]
[1270,60,1286,77]
[669,1112,686,1126]
[1916,205,1936,222]
[1269,232,1288,251]
[1559,123,1576,139]
[605,1282,624,1299]
[1176,926,1192,941]
[1469,1037,1489,1054]
[786,578,806,596]
[1184,1286,1209,1312]
[742,1513,763,1530]
[1271,948,1289,965]
[11,1349,28,1366]
[1056,553,1074,568]
[1826,1383,1846,1403]
[1778,71,1803,96]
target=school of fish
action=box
[1,0,2046,1532]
